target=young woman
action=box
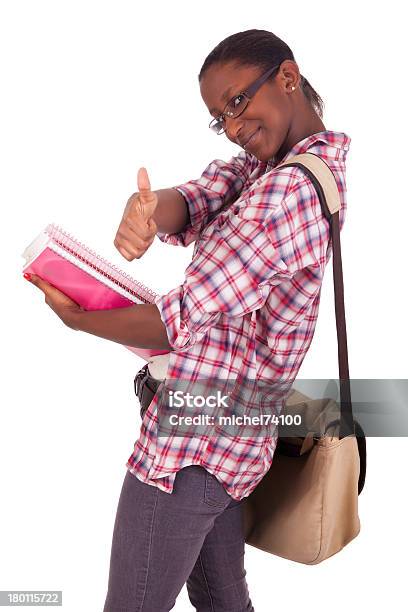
[25,29,351,612]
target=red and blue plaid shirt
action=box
[126,130,351,500]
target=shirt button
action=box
[233,206,240,215]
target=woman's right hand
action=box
[114,167,159,261]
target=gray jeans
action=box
[103,465,255,612]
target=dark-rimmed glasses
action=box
[208,62,282,135]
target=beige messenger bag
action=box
[241,152,366,564]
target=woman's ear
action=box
[278,59,300,93]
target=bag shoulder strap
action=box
[274,152,354,439]
[276,152,341,215]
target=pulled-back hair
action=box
[198,29,324,118]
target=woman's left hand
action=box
[24,273,83,329]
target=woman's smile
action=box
[243,127,261,151]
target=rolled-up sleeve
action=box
[154,212,293,352]
[156,150,258,247]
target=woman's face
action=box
[200,60,300,163]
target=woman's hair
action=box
[198,29,324,118]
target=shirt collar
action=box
[266,130,351,169]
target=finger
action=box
[137,167,158,220]
[27,273,51,293]
[27,274,64,303]
[114,231,147,255]
[114,234,149,261]
[113,241,136,261]
[122,214,155,242]
[137,166,151,193]
[146,217,157,234]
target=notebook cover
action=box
[22,235,169,361]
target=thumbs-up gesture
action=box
[114,167,158,261]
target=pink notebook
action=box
[22,223,169,361]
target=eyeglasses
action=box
[208,62,282,135]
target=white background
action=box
[1,1,406,610]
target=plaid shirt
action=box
[126,130,351,501]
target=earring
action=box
[291,85,295,91]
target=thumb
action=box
[137,167,158,220]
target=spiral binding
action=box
[45,223,158,304]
